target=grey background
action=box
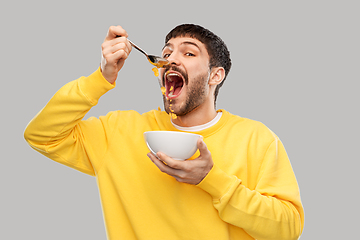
[1,0,359,239]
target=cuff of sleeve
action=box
[197,164,241,201]
[79,67,116,105]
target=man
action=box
[24,24,304,240]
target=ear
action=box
[209,67,225,86]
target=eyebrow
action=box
[162,42,172,51]
[162,41,201,51]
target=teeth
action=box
[168,92,174,97]
[166,72,180,82]
[168,73,179,76]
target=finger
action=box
[147,152,180,175]
[102,39,132,65]
[102,37,130,53]
[156,152,184,170]
[105,25,128,41]
[106,50,129,67]
[105,42,131,57]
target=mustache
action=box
[162,66,188,85]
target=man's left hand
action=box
[147,138,213,185]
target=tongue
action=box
[166,73,185,98]
[173,84,182,95]
[167,81,183,98]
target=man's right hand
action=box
[100,26,132,84]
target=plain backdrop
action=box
[1,0,359,239]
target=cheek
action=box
[188,61,210,78]
[188,68,210,85]
[158,68,166,85]
[159,68,166,76]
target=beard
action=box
[163,71,208,116]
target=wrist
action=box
[197,164,239,200]
[100,56,117,84]
[79,68,116,105]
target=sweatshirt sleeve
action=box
[24,68,115,176]
[197,137,304,240]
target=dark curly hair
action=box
[165,24,232,105]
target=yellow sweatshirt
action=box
[24,68,304,240]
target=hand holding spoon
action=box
[117,36,170,68]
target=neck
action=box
[172,99,217,127]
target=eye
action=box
[185,52,195,57]
[163,53,171,58]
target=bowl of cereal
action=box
[144,131,202,160]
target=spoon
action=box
[117,36,170,68]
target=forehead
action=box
[162,37,208,53]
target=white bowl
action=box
[144,131,202,160]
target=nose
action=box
[167,52,181,66]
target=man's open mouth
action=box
[165,71,185,99]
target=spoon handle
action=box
[115,35,148,57]
[128,39,148,57]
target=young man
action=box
[25,24,304,240]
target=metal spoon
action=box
[126,38,170,68]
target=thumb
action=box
[197,138,210,158]
[105,25,128,41]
